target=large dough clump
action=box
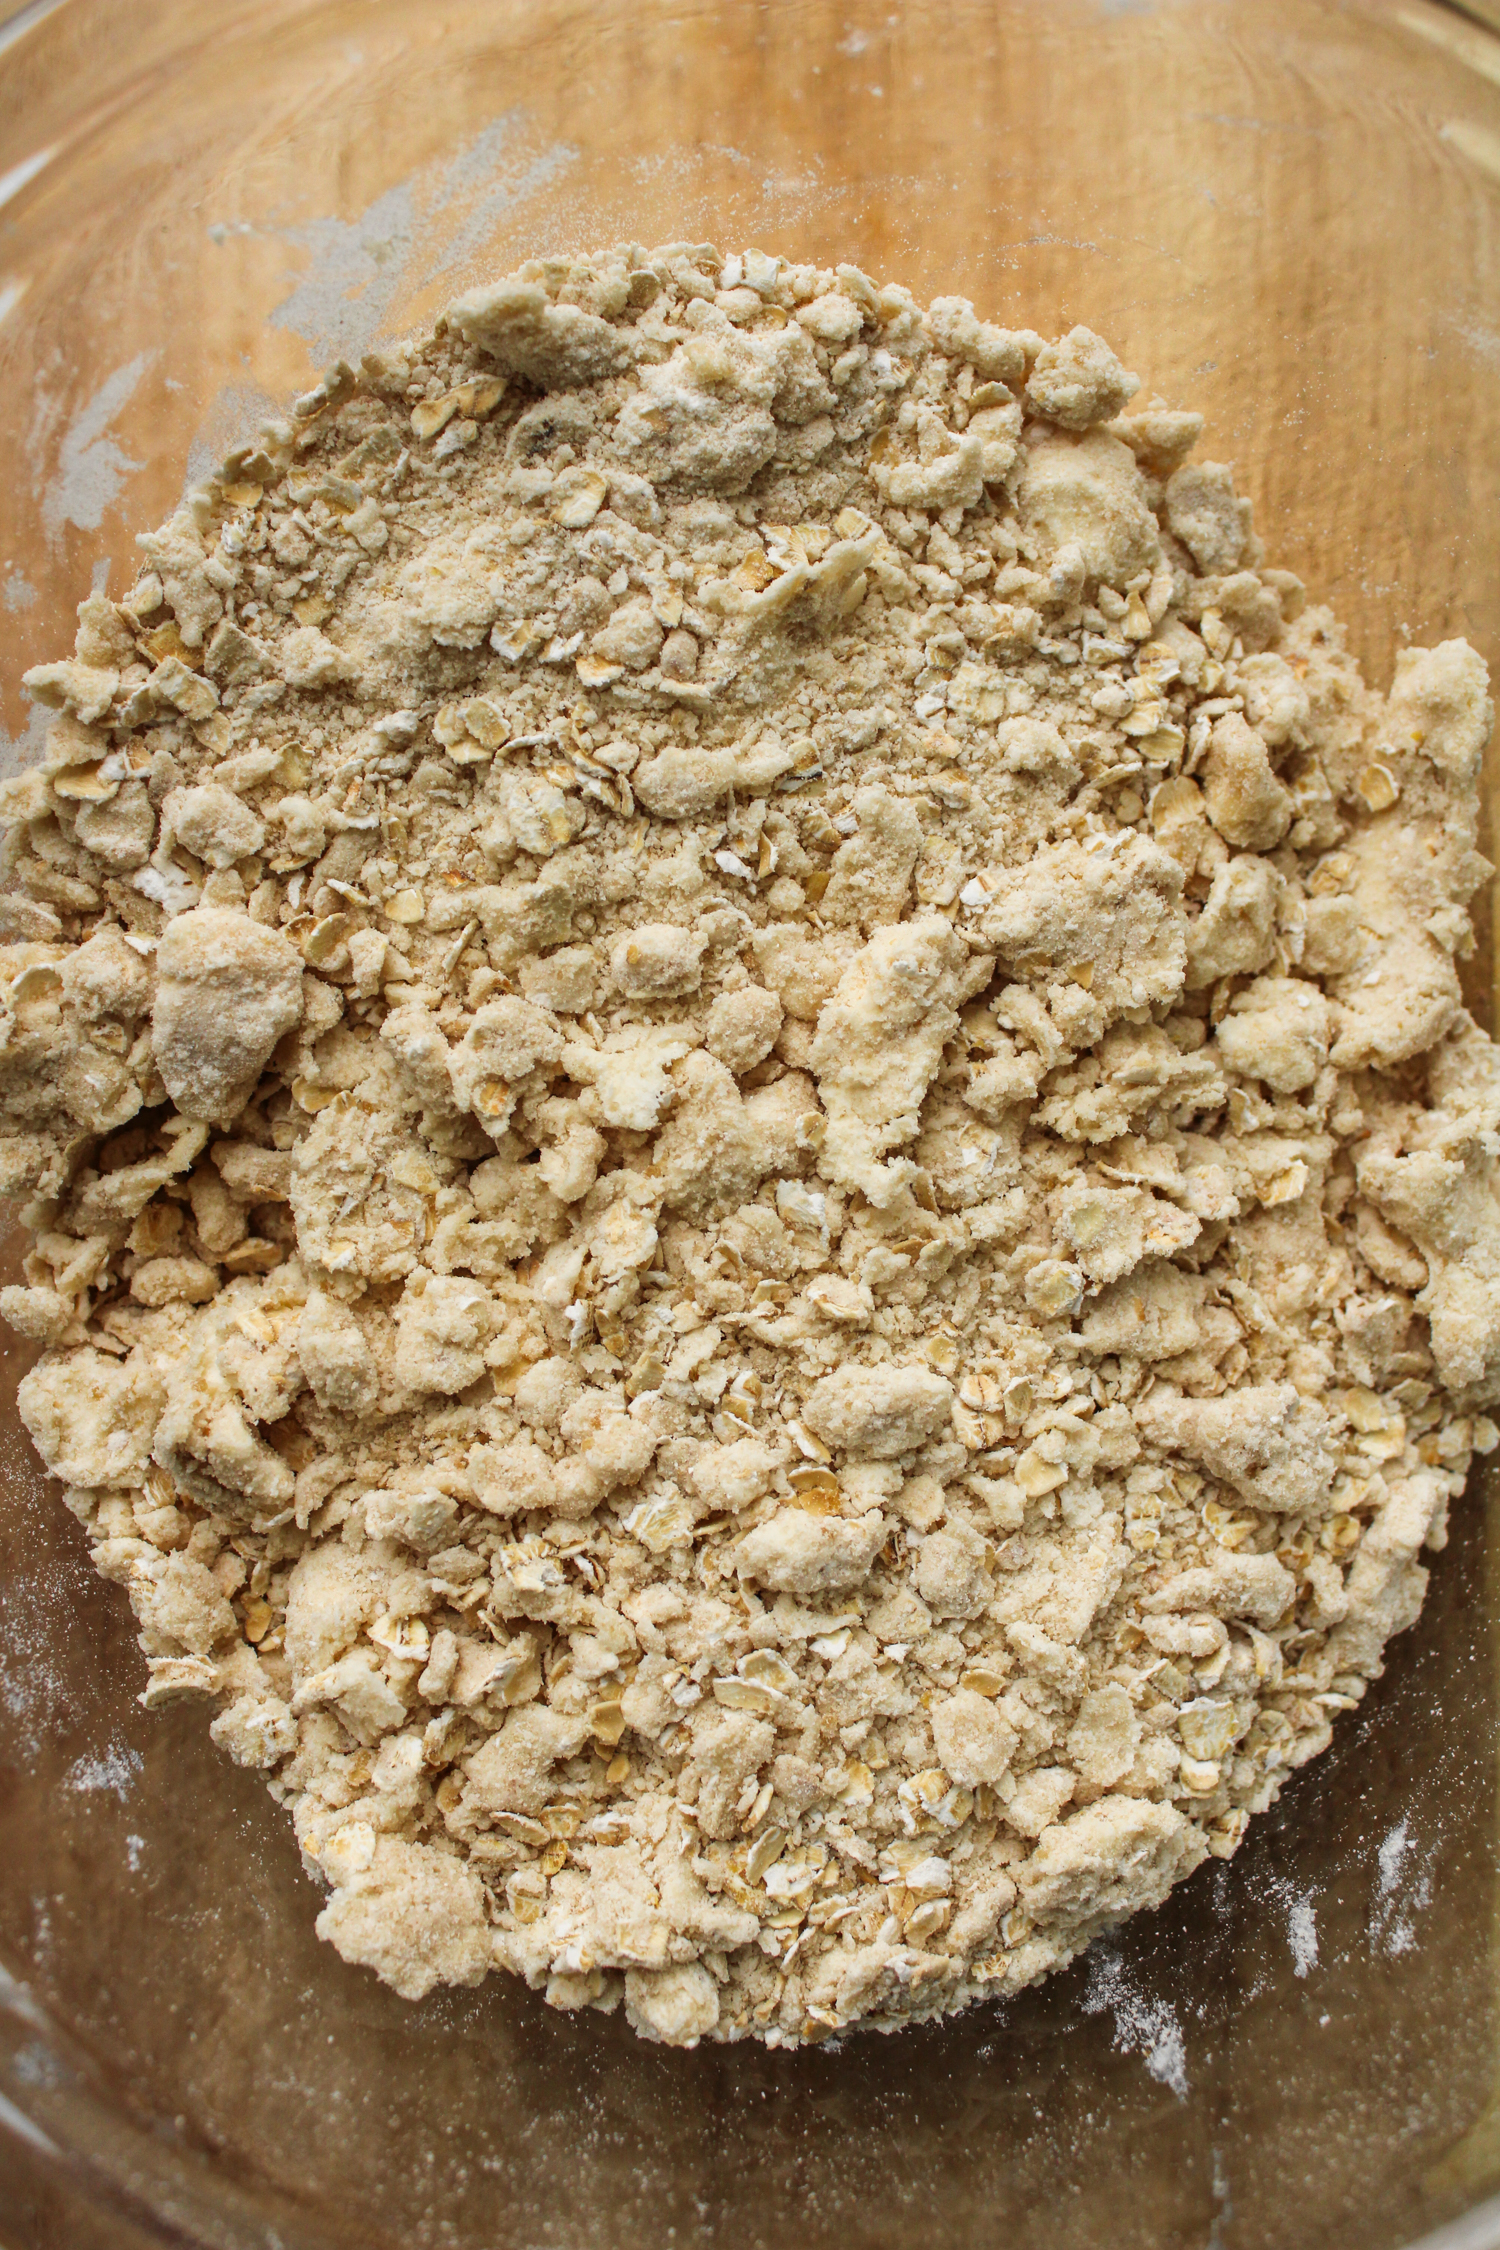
[152,910,304,1123]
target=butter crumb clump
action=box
[3,243,1496,2049]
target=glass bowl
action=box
[2,0,1500,2243]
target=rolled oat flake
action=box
[3,243,1495,2048]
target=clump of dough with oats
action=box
[3,244,1496,2049]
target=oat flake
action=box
[2,243,1496,2048]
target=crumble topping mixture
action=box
[3,243,1496,2048]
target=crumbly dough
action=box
[4,244,1497,2047]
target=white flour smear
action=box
[1083,1942,1189,2097]
[65,1746,142,1800]
[39,352,153,543]
[1370,1816,1436,1958]
[260,113,579,364]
